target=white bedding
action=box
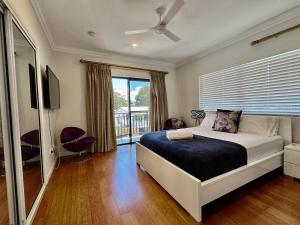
[187,127,284,163]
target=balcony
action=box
[114,110,149,145]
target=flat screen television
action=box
[29,64,38,109]
[44,65,60,109]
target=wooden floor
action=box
[23,163,43,215]
[0,173,9,225]
[0,163,42,225]
[33,144,300,225]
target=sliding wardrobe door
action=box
[12,21,43,217]
[0,5,18,225]
[3,7,45,224]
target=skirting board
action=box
[136,143,283,222]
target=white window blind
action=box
[199,48,300,115]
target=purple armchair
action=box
[21,129,40,162]
[0,148,4,161]
[60,127,95,160]
[0,130,40,173]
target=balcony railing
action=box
[114,110,149,144]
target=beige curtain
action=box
[150,71,169,131]
[86,63,116,153]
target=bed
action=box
[136,115,292,222]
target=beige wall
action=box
[176,16,300,142]
[52,51,179,155]
[5,0,56,180]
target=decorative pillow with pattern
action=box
[171,118,185,129]
[212,110,242,133]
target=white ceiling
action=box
[34,0,300,64]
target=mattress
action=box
[140,131,247,181]
[189,127,284,163]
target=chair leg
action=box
[69,151,91,163]
[0,165,5,176]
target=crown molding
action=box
[176,5,300,68]
[52,45,176,69]
[29,0,175,69]
[30,0,300,70]
[30,0,55,48]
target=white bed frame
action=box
[136,115,292,222]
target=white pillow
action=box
[200,112,216,129]
[238,115,280,137]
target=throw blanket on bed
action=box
[139,131,247,181]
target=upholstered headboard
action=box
[204,112,292,145]
[240,115,292,145]
[279,116,293,145]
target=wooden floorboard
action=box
[32,144,300,225]
[0,163,42,225]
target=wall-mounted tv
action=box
[43,65,60,109]
[29,64,38,109]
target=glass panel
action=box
[13,23,43,216]
[112,78,130,144]
[129,80,150,142]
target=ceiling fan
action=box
[125,0,184,42]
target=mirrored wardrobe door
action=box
[0,12,9,225]
[0,116,10,225]
[0,6,18,225]
[12,22,43,217]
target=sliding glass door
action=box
[129,80,150,143]
[112,77,150,145]
[113,78,130,144]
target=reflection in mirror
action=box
[13,23,43,216]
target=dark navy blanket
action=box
[139,131,247,181]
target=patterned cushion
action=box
[212,109,242,133]
[172,118,184,129]
[163,118,186,130]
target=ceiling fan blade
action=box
[125,29,150,35]
[161,0,184,25]
[163,29,181,42]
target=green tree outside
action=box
[135,86,150,106]
[113,91,128,110]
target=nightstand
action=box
[284,143,300,179]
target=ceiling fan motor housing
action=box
[156,6,166,16]
[155,24,167,34]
